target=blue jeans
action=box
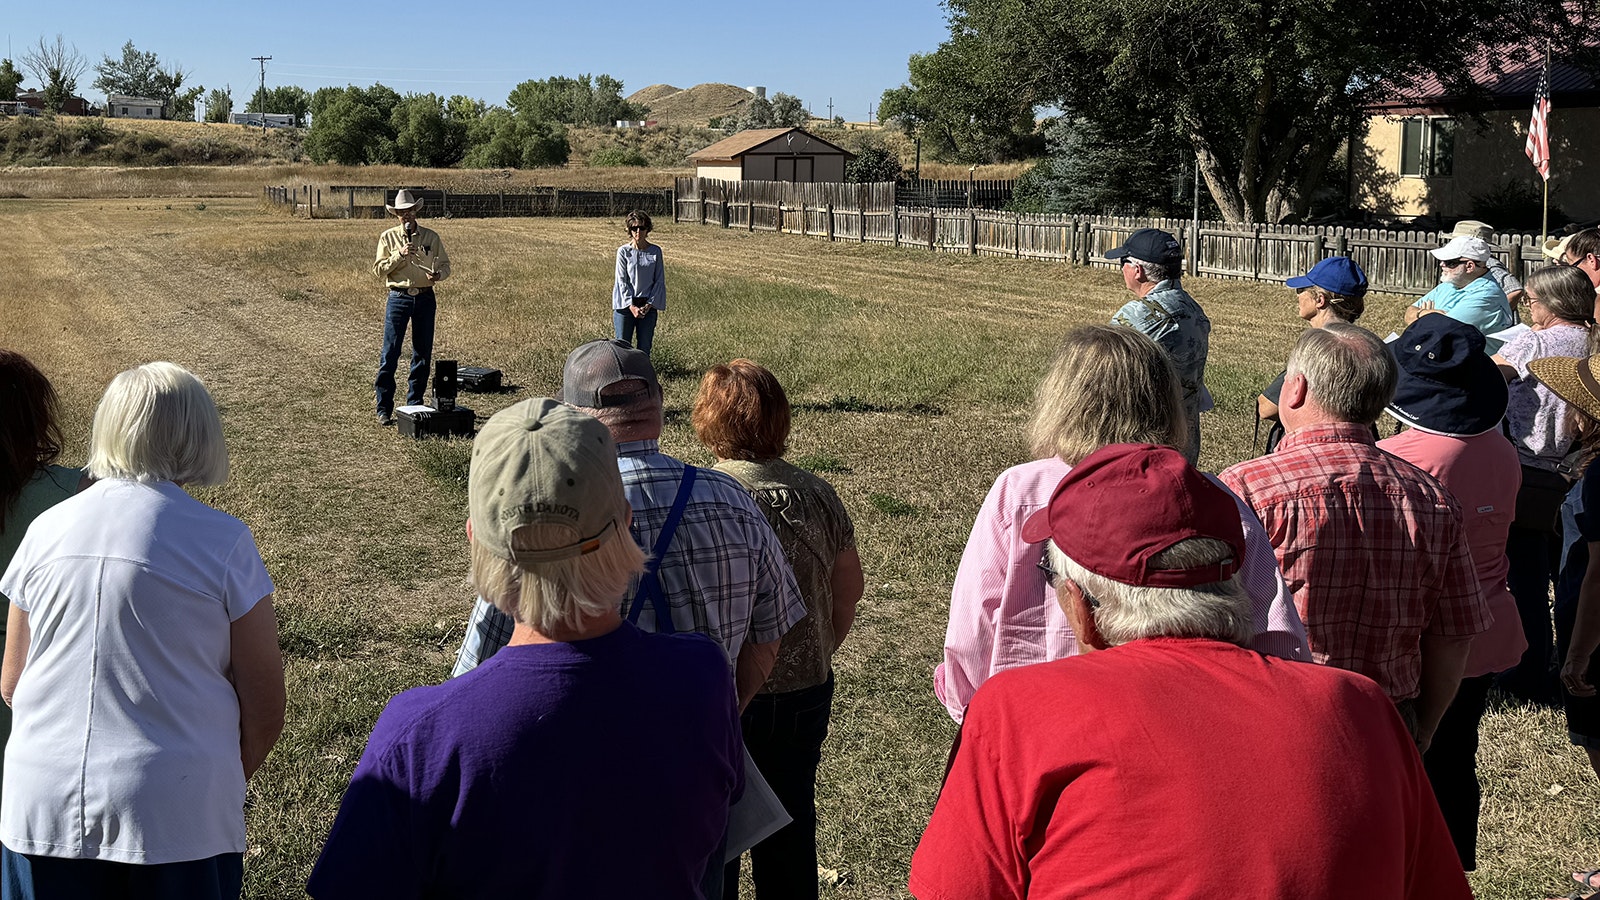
[1,847,243,900]
[724,674,834,900]
[375,288,436,413]
[614,306,657,354]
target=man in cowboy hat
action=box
[372,188,452,426]
[1378,315,1521,871]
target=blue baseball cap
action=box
[1285,257,1368,297]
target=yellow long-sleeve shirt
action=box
[374,223,451,289]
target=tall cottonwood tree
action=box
[892,0,1596,222]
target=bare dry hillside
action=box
[626,82,754,126]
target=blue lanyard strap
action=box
[625,465,698,634]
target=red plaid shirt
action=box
[1220,422,1490,700]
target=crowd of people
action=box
[4,215,1600,898]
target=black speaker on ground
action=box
[433,359,458,411]
[457,366,503,392]
[398,405,475,439]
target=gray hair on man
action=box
[1048,539,1254,647]
[1285,322,1396,425]
[1127,256,1182,284]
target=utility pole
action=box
[251,55,271,133]
[827,97,833,121]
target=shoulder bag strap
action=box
[625,466,699,634]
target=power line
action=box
[251,56,270,132]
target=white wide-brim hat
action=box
[387,189,424,213]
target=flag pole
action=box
[1542,41,1551,241]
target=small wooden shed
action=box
[689,127,854,183]
[108,94,164,119]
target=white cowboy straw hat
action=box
[1543,233,1575,262]
[386,189,424,213]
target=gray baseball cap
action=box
[469,398,627,565]
[561,339,659,409]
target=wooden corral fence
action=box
[263,185,674,220]
[674,179,1558,296]
[896,178,1016,209]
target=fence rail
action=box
[673,181,1558,295]
[263,184,674,220]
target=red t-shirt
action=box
[909,638,1470,900]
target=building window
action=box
[1399,117,1456,178]
[120,107,128,115]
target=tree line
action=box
[878,0,1600,224]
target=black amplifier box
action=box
[397,405,476,439]
[457,366,503,392]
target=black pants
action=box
[724,674,834,900]
[1421,673,1494,871]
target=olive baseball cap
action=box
[469,398,627,565]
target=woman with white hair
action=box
[935,325,1308,724]
[0,362,285,899]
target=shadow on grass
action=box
[868,493,919,518]
[795,396,945,416]
[793,452,851,474]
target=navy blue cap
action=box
[1386,316,1508,437]
[1286,257,1368,297]
[1105,228,1182,263]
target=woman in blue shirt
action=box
[612,210,666,354]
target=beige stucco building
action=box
[1357,56,1598,223]
[689,128,853,182]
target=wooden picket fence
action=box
[264,184,674,220]
[673,178,1559,296]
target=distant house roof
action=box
[108,94,164,106]
[1368,44,1600,113]
[689,127,854,161]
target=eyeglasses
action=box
[1036,552,1099,607]
[628,225,649,233]
[1439,258,1469,269]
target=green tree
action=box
[204,86,233,123]
[907,0,1594,223]
[878,33,1041,164]
[93,41,161,99]
[462,107,568,168]
[738,94,773,129]
[305,86,397,164]
[0,60,22,101]
[505,74,641,126]
[1011,117,1198,216]
[391,93,469,167]
[769,92,807,128]
[21,34,87,113]
[248,85,312,124]
[844,140,904,183]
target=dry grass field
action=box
[3,197,1596,899]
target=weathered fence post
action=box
[969,210,978,255]
[722,199,731,229]
[1081,222,1094,266]
[748,199,755,232]
[1508,244,1525,283]
[826,203,834,241]
[1335,235,1349,257]
[1188,222,1200,277]
[698,190,706,224]
[1014,212,1022,258]
[800,202,807,237]
[776,203,784,234]
[893,207,901,248]
[347,188,355,218]
[929,208,937,251]
[1251,225,1263,281]
[859,204,866,243]
[1312,233,1325,261]
[440,190,448,217]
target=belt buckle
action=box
[407,287,421,296]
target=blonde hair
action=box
[87,362,229,486]
[470,523,645,635]
[1051,538,1253,646]
[1027,325,1187,463]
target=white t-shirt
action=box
[0,479,273,864]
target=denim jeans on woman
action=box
[613,306,657,355]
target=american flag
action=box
[1525,55,1551,181]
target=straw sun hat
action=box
[1528,356,1600,422]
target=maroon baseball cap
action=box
[1021,443,1245,588]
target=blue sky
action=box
[5,1,951,121]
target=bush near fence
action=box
[674,177,1558,297]
[263,184,674,220]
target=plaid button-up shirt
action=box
[453,440,806,676]
[1220,422,1491,700]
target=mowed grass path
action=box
[2,198,1595,898]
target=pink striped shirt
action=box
[935,456,1309,723]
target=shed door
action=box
[774,157,814,183]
